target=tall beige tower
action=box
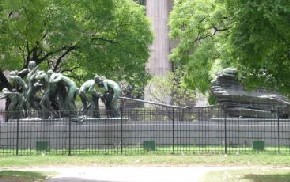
[146,0,172,76]
[144,0,173,104]
[143,0,207,106]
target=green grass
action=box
[0,171,54,182]
[202,169,290,182]
[2,145,290,156]
[1,153,290,167]
[1,154,290,181]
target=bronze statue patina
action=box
[46,70,60,116]
[34,70,55,119]
[7,71,28,117]
[25,61,41,115]
[49,73,77,117]
[1,88,24,119]
[79,80,101,118]
[94,75,121,118]
[2,64,125,120]
[7,70,28,96]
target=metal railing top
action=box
[119,96,190,109]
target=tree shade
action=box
[0,0,153,88]
[169,0,290,96]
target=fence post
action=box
[68,116,72,156]
[224,107,227,154]
[277,107,280,153]
[180,108,184,121]
[16,117,19,156]
[120,99,124,154]
[172,107,175,154]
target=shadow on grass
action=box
[0,170,51,181]
[243,173,290,182]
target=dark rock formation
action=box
[211,68,290,118]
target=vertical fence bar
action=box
[172,107,175,154]
[277,107,280,153]
[120,99,124,154]
[0,112,1,155]
[68,117,72,156]
[224,107,227,154]
[16,117,19,156]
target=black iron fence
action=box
[0,105,290,156]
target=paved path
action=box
[47,167,211,182]
[6,166,233,182]
[2,165,289,181]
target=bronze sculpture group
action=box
[0,61,121,120]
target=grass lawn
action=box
[202,169,290,182]
[0,171,54,182]
[1,154,290,181]
[0,153,290,167]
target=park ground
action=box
[0,154,290,181]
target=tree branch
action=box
[25,41,31,67]
[212,26,229,35]
[191,33,212,44]
[42,45,77,63]
[52,46,77,72]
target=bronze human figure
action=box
[25,61,41,116]
[94,75,121,118]
[79,79,100,117]
[1,88,24,119]
[49,73,77,117]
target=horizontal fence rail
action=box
[0,105,290,156]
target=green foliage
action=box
[169,0,230,93]
[0,0,153,87]
[225,0,290,94]
[146,73,196,107]
[169,0,290,95]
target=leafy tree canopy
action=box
[169,0,290,96]
[0,0,153,87]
